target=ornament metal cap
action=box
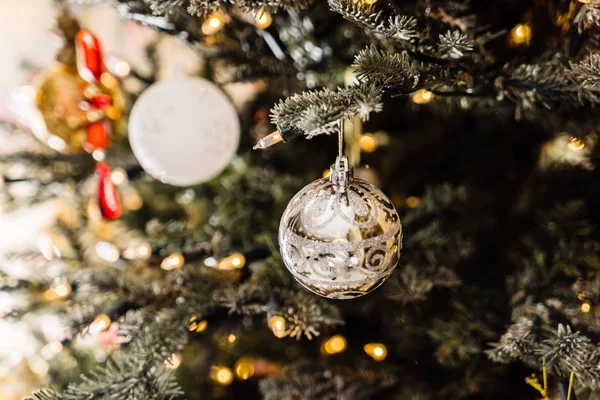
[329,156,353,189]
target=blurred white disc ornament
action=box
[129,76,240,186]
[279,156,402,299]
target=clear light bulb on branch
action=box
[253,125,303,149]
[202,12,226,35]
[255,10,273,29]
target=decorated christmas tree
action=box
[1,0,600,399]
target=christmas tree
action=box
[1,0,600,399]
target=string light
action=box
[50,277,72,299]
[210,365,234,385]
[578,0,591,3]
[321,335,347,355]
[268,315,287,338]
[217,253,246,270]
[95,241,120,262]
[412,89,435,104]
[509,24,532,46]
[89,314,111,334]
[582,302,591,313]
[235,357,255,380]
[406,196,421,208]
[161,252,185,270]
[114,61,131,77]
[123,241,152,261]
[165,353,181,369]
[202,12,226,35]
[110,168,127,185]
[364,343,388,361]
[227,333,237,343]
[353,0,378,4]
[359,133,378,153]
[255,10,273,29]
[189,316,208,332]
[568,137,585,151]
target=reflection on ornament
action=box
[165,353,181,369]
[509,24,531,46]
[268,315,287,338]
[255,10,273,29]
[50,277,72,299]
[96,162,122,220]
[95,241,120,262]
[235,357,255,380]
[202,12,226,35]
[321,335,347,355]
[189,316,208,332]
[279,156,402,299]
[582,303,591,313]
[210,365,234,385]
[568,137,585,151]
[412,89,435,104]
[90,314,111,334]
[161,253,185,270]
[217,253,246,270]
[359,133,378,153]
[364,343,387,361]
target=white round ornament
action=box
[129,76,240,186]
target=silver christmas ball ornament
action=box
[279,156,402,299]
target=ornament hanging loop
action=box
[330,118,353,190]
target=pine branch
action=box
[328,0,417,42]
[260,360,396,399]
[438,30,474,59]
[270,84,382,138]
[570,54,600,103]
[486,318,540,365]
[352,45,421,92]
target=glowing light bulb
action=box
[202,12,226,35]
[582,302,591,313]
[189,317,208,332]
[89,314,111,334]
[359,133,378,153]
[217,253,246,270]
[509,24,532,46]
[50,278,72,299]
[568,137,585,151]
[406,196,421,208]
[161,253,185,270]
[110,168,127,185]
[322,335,347,355]
[95,241,120,262]
[114,61,131,77]
[364,343,388,361]
[255,10,273,29]
[227,333,237,343]
[253,130,283,150]
[165,353,181,369]
[412,89,435,104]
[210,365,234,385]
[235,357,255,380]
[268,315,287,338]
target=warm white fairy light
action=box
[161,252,185,270]
[110,168,127,185]
[95,241,120,262]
